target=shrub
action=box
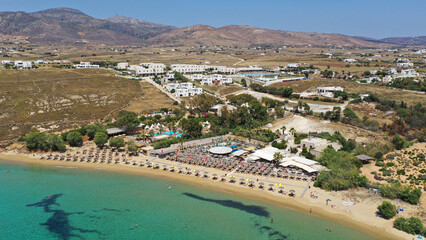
[109,137,125,148]
[67,131,83,147]
[377,201,397,219]
[393,217,424,235]
[314,147,366,191]
[94,132,108,148]
[400,188,422,204]
[386,162,395,167]
[375,161,385,167]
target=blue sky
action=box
[1,0,425,38]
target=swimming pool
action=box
[154,131,178,136]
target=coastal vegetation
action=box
[23,132,67,152]
[314,147,367,191]
[377,201,397,219]
[393,217,426,237]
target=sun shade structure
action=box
[356,155,374,162]
[231,150,248,156]
[209,147,233,155]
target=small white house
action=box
[317,86,344,93]
[388,68,398,74]
[116,62,129,70]
[175,88,189,97]
[401,69,419,77]
[167,83,180,91]
[14,61,32,69]
[286,63,299,68]
[189,87,203,96]
[396,62,413,68]
[201,78,213,85]
[220,78,233,84]
[343,59,357,63]
[180,82,194,89]
[35,60,47,64]
[1,60,13,65]
[74,62,99,69]
[192,74,204,80]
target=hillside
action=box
[0,8,174,44]
[147,24,391,48]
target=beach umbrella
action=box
[269,184,274,187]
[289,190,295,193]
[259,182,264,185]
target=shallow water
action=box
[0,161,378,240]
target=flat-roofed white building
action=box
[317,86,344,94]
[35,60,47,64]
[396,62,414,68]
[167,83,180,91]
[388,68,398,74]
[191,74,204,80]
[189,87,203,96]
[14,61,32,69]
[220,78,233,85]
[140,63,166,75]
[1,60,13,64]
[74,62,99,69]
[213,66,236,74]
[237,65,264,72]
[171,64,208,74]
[201,78,213,85]
[175,88,189,97]
[116,62,129,70]
[286,63,299,68]
[401,69,419,77]
[180,82,194,89]
[343,58,357,63]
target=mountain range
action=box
[0,8,424,47]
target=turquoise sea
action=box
[0,160,378,240]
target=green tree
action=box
[343,107,358,120]
[127,141,139,154]
[48,134,67,152]
[393,217,424,235]
[273,152,283,162]
[85,123,106,140]
[117,110,140,130]
[391,135,406,150]
[94,132,108,148]
[180,118,202,139]
[67,131,83,147]
[377,201,397,219]
[400,188,422,205]
[241,78,247,87]
[314,147,366,191]
[24,132,50,151]
[109,137,125,148]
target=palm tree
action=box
[289,127,296,136]
[273,152,283,164]
[281,126,286,135]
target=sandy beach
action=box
[0,151,418,240]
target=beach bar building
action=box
[149,147,176,158]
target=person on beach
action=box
[310,208,312,214]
